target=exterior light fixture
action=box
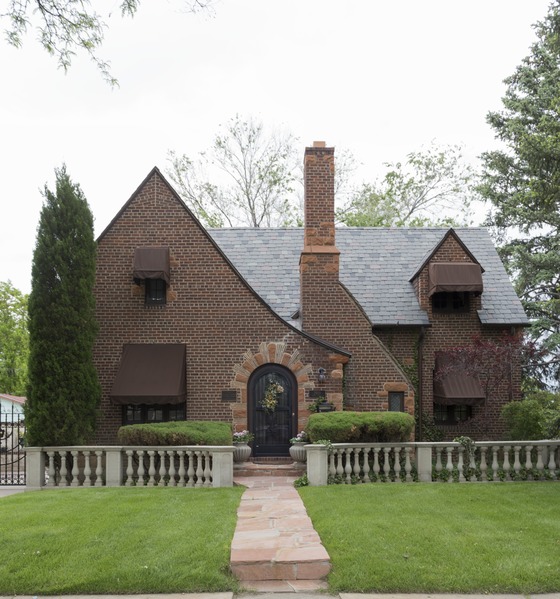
[318,367,327,383]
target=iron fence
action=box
[0,407,26,485]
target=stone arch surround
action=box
[229,341,318,432]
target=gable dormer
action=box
[409,228,484,317]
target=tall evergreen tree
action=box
[25,166,100,445]
[480,1,560,388]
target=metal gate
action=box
[0,407,26,485]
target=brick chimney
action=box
[299,142,340,335]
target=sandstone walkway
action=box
[230,476,330,592]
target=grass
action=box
[0,486,244,595]
[299,482,560,593]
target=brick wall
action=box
[93,169,343,443]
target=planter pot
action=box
[233,442,252,463]
[289,442,307,463]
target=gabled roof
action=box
[0,394,26,405]
[209,227,529,327]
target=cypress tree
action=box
[25,166,100,445]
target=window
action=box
[434,404,472,424]
[123,404,185,425]
[432,291,469,313]
[145,278,166,305]
[388,391,405,412]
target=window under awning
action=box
[428,262,483,297]
[110,344,186,405]
[133,247,170,285]
[433,353,485,406]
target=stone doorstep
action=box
[239,579,329,592]
[234,462,305,478]
[231,560,331,581]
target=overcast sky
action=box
[0,0,551,294]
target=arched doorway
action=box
[248,364,296,457]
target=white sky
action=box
[0,0,551,294]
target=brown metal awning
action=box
[110,344,186,405]
[133,247,170,285]
[428,262,483,297]
[433,353,485,406]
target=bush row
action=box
[306,411,414,443]
[117,421,232,446]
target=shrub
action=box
[306,411,414,443]
[117,421,233,446]
[501,400,545,440]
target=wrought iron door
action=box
[249,365,296,457]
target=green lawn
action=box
[299,482,560,593]
[0,486,244,595]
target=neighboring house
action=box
[0,394,25,416]
[93,142,528,451]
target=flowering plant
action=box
[233,430,254,443]
[290,430,309,444]
[260,382,284,413]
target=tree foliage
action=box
[0,281,29,396]
[1,0,212,85]
[337,143,477,227]
[168,115,302,228]
[25,166,100,446]
[479,2,560,388]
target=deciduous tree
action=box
[479,2,560,388]
[337,143,477,227]
[0,281,28,396]
[1,0,212,84]
[25,166,100,446]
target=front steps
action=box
[234,458,306,478]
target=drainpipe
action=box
[417,326,426,441]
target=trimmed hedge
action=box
[117,421,233,446]
[306,411,414,443]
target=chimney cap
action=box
[312,141,326,148]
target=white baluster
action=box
[126,450,134,486]
[547,444,557,479]
[353,447,362,482]
[168,450,177,486]
[491,446,500,481]
[457,447,465,483]
[137,450,146,486]
[404,447,412,482]
[154,450,164,486]
[335,449,344,479]
[71,451,80,486]
[204,451,212,487]
[147,451,156,486]
[469,448,477,481]
[479,446,488,482]
[435,447,443,481]
[178,450,186,486]
[525,445,534,480]
[383,447,391,480]
[393,447,401,483]
[513,446,522,476]
[503,446,511,480]
[59,451,68,486]
[362,448,371,483]
[195,451,204,487]
[373,447,381,481]
[445,447,454,483]
[344,449,353,484]
[95,451,104,486]
[328,452,336,478]
[536,446,544,479]
[83,451,92,486]
[47,451,56,487]
[187,451,195,487]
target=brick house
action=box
[93,142,528,450]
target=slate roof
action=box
[208,227,529,328]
